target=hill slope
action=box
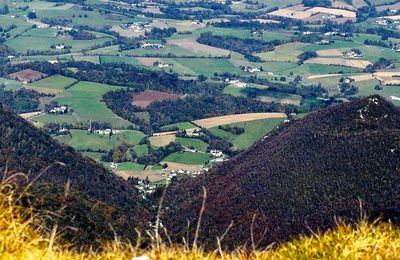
[162,96,400,248]
[0,104,149,246]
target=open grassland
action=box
[316,49,343,57]
[3,178,400,259]
[115,169,165,181]
[163,58,245,76]
[122,44,198,57]
[306,7,356,18]
[163,162,201,172]
[0,16,32,38]
[0,78,23,91]
[223,85,302,105]
[150,19,206,32]
[55,129,145,151]
[168,37,230,56]
[193,112,287,128]
[256,42,309,62]
[149,134,176,147]
[268,8,314,20]
[115,162,146,171]
[354,79,400,105]
[129,144,149,158]
[87,45,120,55]
[100,56,142,66]
[28,75,77,95]
[304,58,372,69]
[160,121,197,130]
[175,137,208,152]
[209,118,285,150]
[18,111,43,119]
[6,35,113,53]
[72,55,100,64]
[32,81,132,128]
[34,7,138,28]
[289,64,360,75]
[163,151,210,165]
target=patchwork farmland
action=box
[1,0,400,185]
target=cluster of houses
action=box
[136,180,157,197]
[49,105,69,114]
[161,169,203,180]
[225,78,247,88]
[316,39,331,45]
[374,15,400,26]
[140,42,165,49]
[121,22,150,33]
[55,44,65,50]
[344,49,364,58]
[153,61,172,68]
[90,128,120,135]
[241,66,261,73]
[324,31,351,37]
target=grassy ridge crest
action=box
[1,177,400,259]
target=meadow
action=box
[223,84,302,105]
[175,137,208,152]
[160,121,197,130]
[163,151,210,165]
[55,129,145,151]
[28,74,77,94]
[209,118,286,150]
[33,81,133,128]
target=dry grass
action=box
[268,9,314,20]
[19,111,43,119]
[149,134,176,147]
[350,74,375,82]
[2,174,400,259]
[163,162,203,171]
[193,113,287,129]
[304,57,372,69]
[307,74,342,79]
[115,170,165,182]
[136,57,163,66]
[306,7,356,18]
[168,38,230,56]
[316,49,343,57]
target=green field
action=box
[32,81,133,128]
[122,45,197,57]
[28,75,77,94]
[224,84,302,105]
[160,121,197,130]
[175,137,208,152]
[81,151,105,162]
[116,162,146,171]
[209,118,285,150]
[163,58,245,76]
[55,129,145,151]
[100,56,142,66]
[163,151,210,165]
[6,35,113,53]
[129,144,149,158]
[354,80,400,106]
[0,78,23,91]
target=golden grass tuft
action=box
[1,176,400,259]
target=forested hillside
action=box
[0,104,149,246]
[162,96,400,249]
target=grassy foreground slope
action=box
[1,180,400,259]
